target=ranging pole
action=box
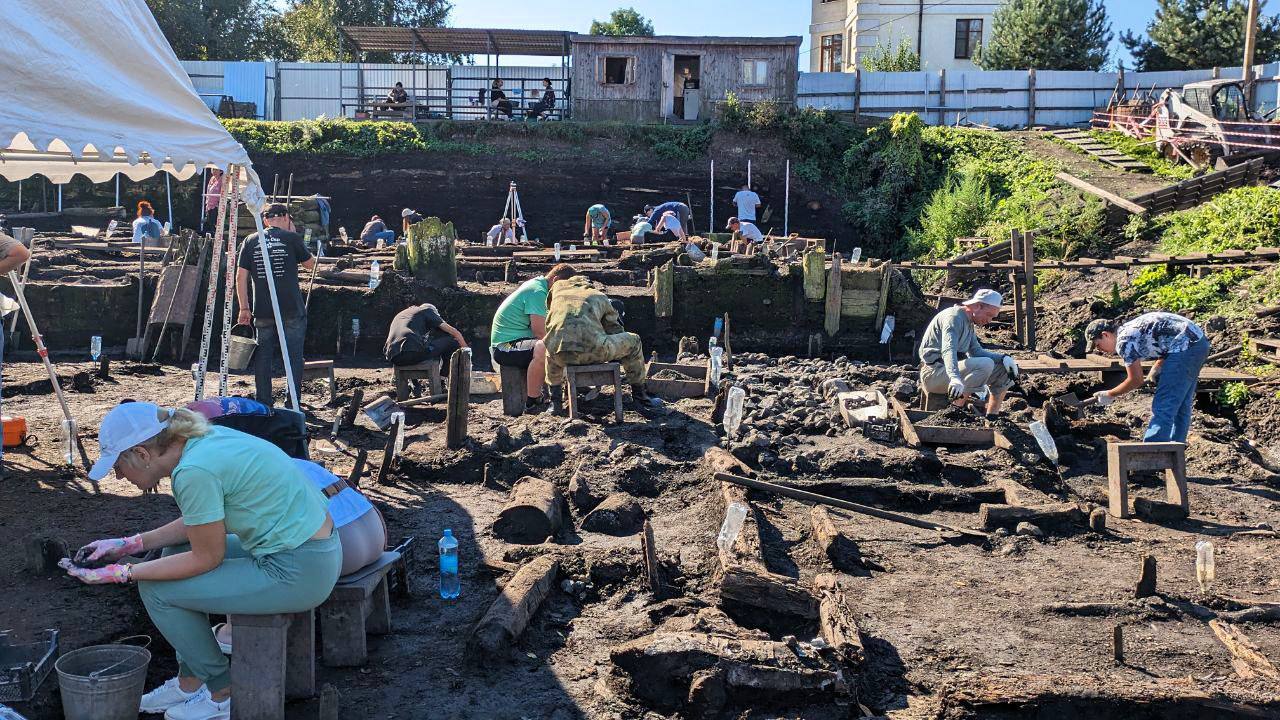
[709,160,715,233]
[784,159,790,237]
[1244,0,1260,98]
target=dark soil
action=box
[921,405,986,428]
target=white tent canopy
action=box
[0,0,263,209]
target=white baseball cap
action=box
[89,402,171,481]
[961,289,1003,307]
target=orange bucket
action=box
[3,415,27,448]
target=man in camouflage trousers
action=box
[543,273,660,413]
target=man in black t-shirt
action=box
[384,303,468,367]
[236,203,315,405]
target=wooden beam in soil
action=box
[445,348,471,449]
[890,396,922,447]
[493,477,565,544]
[978,502,1085,531]
[823,252,842,337]
[374,432,397,485]
[1055,172,1149,215]
[813,574,865,667]
[1209,620,1280,682]
[345,448,368,488]
[468,555,560,661]
[640,519,667,598]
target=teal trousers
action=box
[137,533,342,692]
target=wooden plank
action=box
[469,556,560,661]
[875,261,893,331]
[653,261,674,319]
[889,396,921,448]
[1209,620,1280,681]
[1055,172,1148,214]
[824,252,843,336]
[445,348,471,449]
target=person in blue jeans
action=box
[236,204,314,406]
[1085,313,1211,443]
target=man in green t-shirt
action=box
[490,264,578,412]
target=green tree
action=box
[272,0,454,62]
[1121,0,1280,71]
[589,7,655,37]
[976,0,1112,70]
[146,0,276,59]
[860,35,922,71]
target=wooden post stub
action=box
[445,349,471,450]
[1113,624,1124,664]
[1135,554,1157,598]
[375,431,397,485]
[342,388,364,429]
[346,448,368,488]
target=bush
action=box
[223,117,428,156]
[905,166,995,258]
[1131,266,1250,315]
[1218,381,1250,408]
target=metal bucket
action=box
[227,324,257,371]
[55,643,151,720]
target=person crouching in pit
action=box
[917,288,1020,417]
[61,402,340,720]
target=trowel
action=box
[1052,391,1099,408]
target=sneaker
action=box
[140,677,203,714]
[164,688,230,720]
[211,623,232,654]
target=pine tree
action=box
[976,0,1113,70]
[1121,0,1280,71]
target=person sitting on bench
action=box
[384,302,467,369]
[61,402,341,719]
[489,79,513,119]
[490,264,579,413]
[542,271,660,414]
[212,458,387,654]
[525,77,557,120]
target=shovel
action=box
[361,396,402,430]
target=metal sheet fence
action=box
[798,63,1280,128]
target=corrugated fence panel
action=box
[181,61,226,111]
[860,71,929,117]
[1035,70,1116,127]
[947,70,1031,128]
[278,62,344,120]
[796,72,855,111]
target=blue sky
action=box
[449,0,1161,67]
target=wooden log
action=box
[810,506,863,573]
[720,564,818,619]
[1135,554,1157,598]
[640,519,666,598]
[874,261,893,332]
[580,493,644,536]
[978,502,1084,531]
[345,448,368,488]
[493,477,565,544]
[445,348,471,449]
[823,253,842,336]
[790,478,1005,512]
[1209,620,1280,681]
[1113,625,1124,664]
[704,445,754,478]
[375,431,397,485]
[802,250,826,301]
[341,388,364,429]
[722,312,732,366]
[814,574,865,667]
[469,555,559,660]
[654,260,674,318]
[935,672,1276,719]
[889,396,922,447]
[609,632,842,706]
[1055,172,1149,215]
[318,684,340,720]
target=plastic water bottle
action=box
[711,242,720,261]
[713,317,723,338]
[1028,420,1059,465]
[90,335,102,362]
[351,318,361,343]
[717,501,749,556]
[723,386,746,437]
[1196,540,1215,594]
[709,346,724,388]
[439,529,460,599]
[391,411,405,456]
[849,247,862,264]
[61,419,77,465]
[553,242,561,261]
[0,703,31,719]
[162,221,172,236]
[570,244,577,251]
[368,260,381,290]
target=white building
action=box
[809,1,1008,73]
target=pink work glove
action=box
[73,534,144,567]
[58,559,132,584]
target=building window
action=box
[954,19,983,60]
[819,33,842,72]
[599,56,635,85]
[741,59,769,85]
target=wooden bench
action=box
[302,360,336,403]
[498,363,526,417]
[565,363,623,423]
[1107,441,1188,519]
[228,610,315,720]
[393,359,443,402]
[318,551,401,667]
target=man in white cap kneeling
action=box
[917,288,1019,416]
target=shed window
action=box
[599,56,635,85]
[954,19,982,60]
[741,59,769,85]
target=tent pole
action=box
[114,174,120,208]
[165,172,173,229]
[57,184,62,212]
[199,168,207,234]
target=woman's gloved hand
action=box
[59,558,132,584]
[73,534,143,567]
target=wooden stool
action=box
[1107,441,1188,519]
[918,392,950,411]
[302,360,336,403]
[565,363,623,423]
[318,551,400,667]
[498,363,527,417]
[393,359,443,401]
[228,610,315,720]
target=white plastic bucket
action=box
[226,324,257,371]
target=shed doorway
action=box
[672,54,701,120]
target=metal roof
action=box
[569,34,803,47]
[339,27,573,56]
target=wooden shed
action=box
[569,34,801,123]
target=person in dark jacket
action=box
[384,303,467,367]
